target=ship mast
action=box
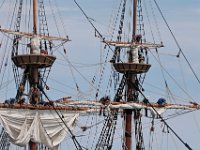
[124,0,137,149]
[31,0,39,87]
[33,0,37,34]
[133,0,137,38]
[102,0,162,148]
[29,1,37,149]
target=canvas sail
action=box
[0,109,78,149]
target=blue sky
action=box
[0,0,200,149]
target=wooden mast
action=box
[29,0,37,150]
[133,0,137,38]
[124,0,137,149]
[32,0,39,87]
[33,0,37,34]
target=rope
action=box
[54,0,69,36]
[148,119,154,150]
[148,0,162,42]
[38,0,54,89]
[12,0,24,89]
[155,48,174,101]
[0,0,6,9]
[106,0,123,40]
[164,110,197,121]
[74,0,128,100]
[39,88,83,150]
[149,50,195,101]
[145,0,172,102]
[144,81,190,103]
[110,0,127,63]
[133,84,193,150]
[153,0,200,87]
[58,51,102,96]
[0,128,10,150]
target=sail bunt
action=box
[0,109,78,149]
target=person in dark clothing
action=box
[44,101,54,106]
[99,96,110,116]
[30,87,41,105]
[99,96,110,104]
[4,98,16,105]
[39,101,54,106]
[18,97,25,105]
[157,98,167,105]
[115,94,122,102]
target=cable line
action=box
[39,88,83,150]
[133,83,193,150]
[153,0,200,86]
[0,0,6,9]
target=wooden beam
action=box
[0,28,70,42]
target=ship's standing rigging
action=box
[0,0,78,149]
[74,0,198,149]
[75,0,161,149]
[0,0,200,150]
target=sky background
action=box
[0,0,200,149]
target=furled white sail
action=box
[63,100,197,117]
[0,109,78,149]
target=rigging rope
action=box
[39,88,83,150]
[106,0,122,40]
[154,48,175,102]
[0,0,6,9]
[54,0,69,36]
[153,0,200,87]
[0,128,10,150]
[148,0,162,42]
[148,119,154,150]
[133,84,193,150]
[136,0,149,88]
[149,51,195,101]
[74,0,115,100]
[110,0,126,63]
[73,1,197,149]
[104,0,127,96]
[134,110,145,150]
[12,0,24,89]
[38,0,54,92]
[58,51,102,96]
[94,41,112,98]
[73,0,130,68]
[47,0,84,96]
[1,7,14,90]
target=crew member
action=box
[30,36,40,54]
[157,98,167,105]
[130,34,142,63]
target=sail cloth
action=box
[64,100,196,117]
[0,108,78,149]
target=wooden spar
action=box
[0,101,200,110]
[133,0,137,38]
[33,0,37,34]
[55,99,200,109]
[102,40,163,48]
[0,103,92,111]
[0,28,70,42]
